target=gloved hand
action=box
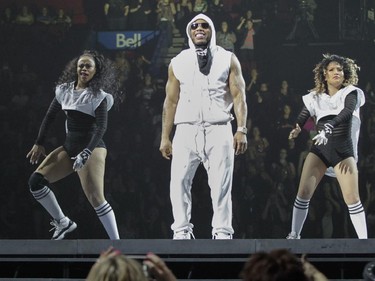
[312,130,328,145]
[72,148,92,171]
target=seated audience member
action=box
[15,5,34,25]
[52,8,72,41]
[192,0,208,14]
[216,20,237,52]
[54,8,72,26]
[104,0,129,30]
[86,247,177,281]
[0,7,15,26]
[36,6,53,25]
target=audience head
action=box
[240,249,308,281]
[86,254,148,281]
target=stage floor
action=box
[0,239,374,280]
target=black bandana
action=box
[195,47,212,75]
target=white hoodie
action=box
[171,14,234,125]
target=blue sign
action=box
[97,31,159,50]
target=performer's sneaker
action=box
[213,232,233,239]
[173,230,195,240]
[286,232,301,239]
[50,217,77,240]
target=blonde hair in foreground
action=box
[86,255,148,281]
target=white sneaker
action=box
[286,232,301,239]
[50,217,77,240]
[173,230,195,240]
[213,232,233,239]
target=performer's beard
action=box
[195,44,212,75]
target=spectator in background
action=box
[36,6,53,25]
[54,8,72,27]
[271,148,296,191]
[261,185,289,238]
[156,0,176,48]
[135,72,157,111]
[286,0,319,41]
[238,9,262,27]
[142,0,153,29]
[175,0,193,35]
[236,18,256,72]
[207,0,225,23]
[104,0,129,30]
[128,0,152,30]
[276,79,298,113]
[0,7,15,26]
[248,82,272,136]
[15,5,34,25]
[274,104,295,150]
[52,8,72,41]
[53,8,72,28]
[246,126,269,165]
[245,67,260,96]
[216,20,237,52]
[192,0,208,15]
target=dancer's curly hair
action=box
[311,53,360,94]
[56,50,123,103]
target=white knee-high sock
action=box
[348,201,368,239]
[291,196,310,236]
[95,201,120,240]
[31,186,65,221]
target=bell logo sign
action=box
[116,33,142,48]
[97,31,159,50]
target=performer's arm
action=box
[295,106,311,129]
[86,98,108,152]
[289,106,311,140]
[229,53,248,155]
[160,64,180,160]
[319,91,357,135]
[35,97,62,145]
[327,91,357,127]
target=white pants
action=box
[170,123,235,235]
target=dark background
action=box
[1,0,375,240]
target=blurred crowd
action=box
[1,0,375,240]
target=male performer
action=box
[159,14,248,239]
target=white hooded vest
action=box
[171,14,234,124]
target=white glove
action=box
[312,130,328,146]
[72,148,92,171]
[323,123,334,134]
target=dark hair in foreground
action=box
[57,50,123,103]
[240,249,308,281]
[312,53,360,94]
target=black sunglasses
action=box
[191,22,210,30]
